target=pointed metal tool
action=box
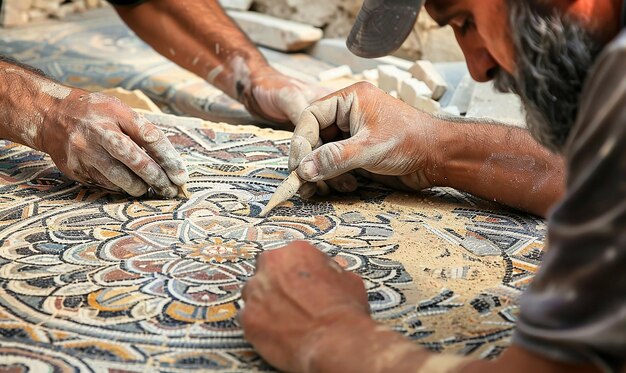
[259,171,307,217]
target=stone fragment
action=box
[308,39,413,73]
[377,65,412,94]
[448,73,475,115]
[405,95,441,114]
[317,65,352,82]
[362,69,379,82]
[218,0,253,10]
[52,3,74,19]
[400,78,433,107]
[85,0,100,9]
[409,60,449,100]
[27,9,47,22]
[1,5,29,27]
[33,0,60,12]
[442,106,461,116]
[227,10,323,52]
[466,82,525,126]
[73,0,87,13]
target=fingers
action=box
[277,88,310,125]
[121,116,189,187]
[91,156,149,197]
[82,167,124,193]
[289,135,313,172]
[97,129,178,198]
[296,134,371,183]
[324,174,358,193]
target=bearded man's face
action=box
[493,0,603,152]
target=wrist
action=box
[299,313,376,373]
[302,313,427,373]
[402,111,454,189]
[420,118,466,188]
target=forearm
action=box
[303,315,431,373]
[304,315,598,373]
[114,0,271,99]
[425,117,566,217]
[0,60,71,150]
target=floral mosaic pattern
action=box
[0,113,547,371]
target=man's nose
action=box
[465,48,500,82]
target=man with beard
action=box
[240,0,626,372]
[0,0,327,198]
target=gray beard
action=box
[493,0,603,153]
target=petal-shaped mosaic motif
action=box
[0,113,546,371]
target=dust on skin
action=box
[329,192,508,344]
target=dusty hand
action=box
[290,82,440,195]
[242,66,330,126]
[240,241,372,372]
[39,92,188,197]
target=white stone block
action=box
[362,69,379,82]
[377,65,412,94]
[27,9,47,22]
[308,38,413,73]
[219,0,253,10]
[409,60,448,100]
[227,10,323,52]
[317,65,352,82]
[1,5,29,27]
[442,106,461,116]
[400,78,433,106]
[405,95,441,114]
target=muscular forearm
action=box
[0,60,69,150]
[425,117,566,217]
[114,0,270,100]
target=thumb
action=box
[276,88,310,125]
[296,134,371,182]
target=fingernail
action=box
[162,185,178,199]
[167,167,189,186]
[142,127,161,143]
[299,159,319,181]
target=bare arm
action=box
[113,0,328,125]
[428,116,565,217]
[113,0,266,99]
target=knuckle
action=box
[352,80,375,92]
[139,123,164,144]
[319,142,345,170]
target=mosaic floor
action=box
[0,112,547,371]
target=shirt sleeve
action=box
[105,0,147,6]
[513,31,626,373]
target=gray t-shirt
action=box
[514,27,626,373]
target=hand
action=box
[240,241,373,372]
[290,82,441,196]
[39,91,188,198]
[242,66,330,127]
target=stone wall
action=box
[0,0,108,27]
